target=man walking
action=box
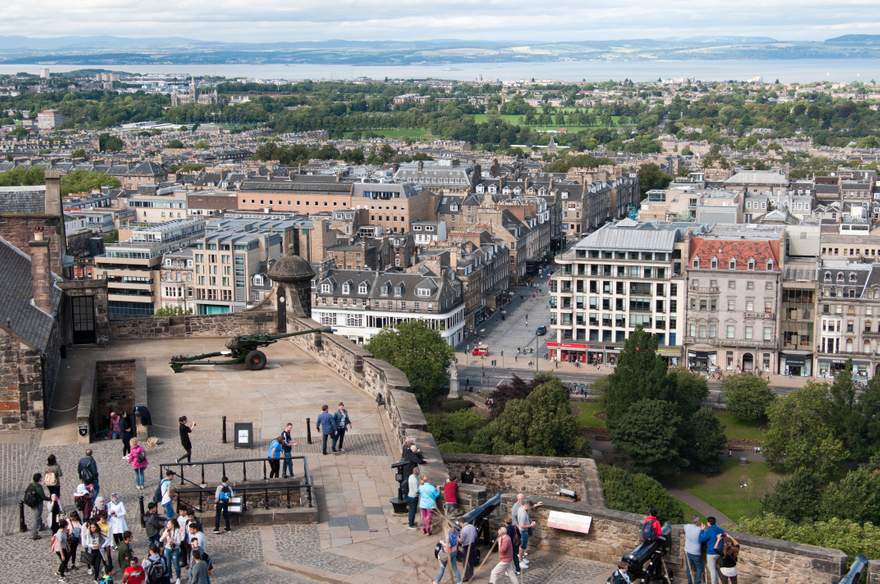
[78,448,100,498]
[280,423,296,479]
[316,405,338,455]
[177,416,196,464]
[700,516,725,584]
[213,477,233,534]
[684,516,705,584]
[406,467,420,530]
[23,472,48,539]
[460,520,478,582]
[515,500,535,569]
[489,526,519,584]
[333,402,352,452]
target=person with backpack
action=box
[45,453,63,498]
[641,508,663,543]
[78,449,100,499]
[52,517,71,580]
[117,530,134,571]
[67,511,83,572]
[459,520,478,583]
[699,516,725,584]
[432,525,463,584]
[144,502,166,549]
[82,520,108,581]
[142,545,170,584]
[127,437,149,490]
[24,472,49,539]
[280,422,296,479]
[176,416,196,464]
[718,533,740,584]
[607,560,633,584]
[157,471,176,521]
[266,436,283,478]
[316,404,338,455]
[333,402,352,453]
[213,477,233,534]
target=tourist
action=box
[109,410,122,440]
[333,401,353,452]
[510,494,525,526]
[121,411,134,457]
[176,507,193,569]
[117,530,134,569]
[96,514,115,574]
[266,435,283,478]
[176,416,196,464]
[213,476,233,533]
[460,465,475,484]
[684,516,705,584]
[23,472,48,539]
[52,517,70,580]
[700,516,725,584]
[108,493,128,546]
[44,453,63,498]
[489,526,519,584]
[188,550,209,584]
[49,493,64,533]
[91,495,108,523]
[316,404,338,455]
[190,538,214,584]
[460,520,478,582]
[142,545,170,584]
[504,519,521,574]
[608,560,633,583]
[74,483,93,519]
[160,519,184,584]
[127,437,149,490]
[418,476,440,536]
[78,448,100,498]
[82,520,107,581]
[718,533,740,584]
[432,525,462,584]
[641,507,663,542]
[280,422,295,478]
[144,502,166,549]
[515,501,536,569]
[188,521,207,565]
[122,556,145,584]
[403,443,426,473]
[159,470,176,520]
[406,467,420,530]
[67,511,83,572]
[442,476,459,516]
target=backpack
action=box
[78,459,96,484]
[641,519,658,543]
[44,470,58,486]
[433,541,444,559]
[144,556,167,584]
[449,530,458,548]
[136,449,146,464]
[218,484,232,502]
[608,570,630,584]
[153,479,170,504]
[23,484,39,508]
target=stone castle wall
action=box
[109,310,275,339]
[0,328,45,430]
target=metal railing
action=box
[159,456,314,512]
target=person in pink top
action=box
[109,410,122,439]
[127,437,149,491]
[489,526,519,583]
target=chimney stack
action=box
[29,230,53,314]
[44,170,62,217]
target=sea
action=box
[0,59,879,83]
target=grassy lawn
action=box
[667,459,781,522]
[573,400,607,430]
[717,412,767,444]
[367,127,431,139]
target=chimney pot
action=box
[29,234,53,314]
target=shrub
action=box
[598,464,685,524]
[739,514,880,561]
[722,374,776,423]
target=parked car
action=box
[535,325,547,336]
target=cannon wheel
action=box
[245,350,267,371]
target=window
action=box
[766,259,774,271]
[726,325,735,339]
[765,281,773,291]
[319,312,335,325]
[745,326,753,340]
[341,282,350,295]
[693,257,700,269]
[763,327,772,341]
[417,288,431,297]
[358,282,368,294]
[394,284,404,297]
[727,298,736,311]
[747,258,756,271]
[710,257,718,269]
[746,299,754,311]
[382,283,392,296]
[728,280,736,290]
[729,258,736,270]
[320,283,331,293]
[849,273,857,283]
[746,281,755,290]
[837,273,844,283]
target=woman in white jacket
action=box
[107,493,128,546]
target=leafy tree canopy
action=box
[722,373,776,423]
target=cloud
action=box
[0,0,876,41]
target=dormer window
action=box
[692,257,700,269]
[320,282,332,293]
[824,272,831,282]
[729,258,736,270]
[766,259,774,271]
[394,284,405,297]
[849,273,857,283]
[710,257,718,269]
[837,273,844,283]
[747,258,756,271]
[342,282,351,295]
[358,282,368,294]
[450,204,459,212]
[417,287,431,297]
[382,282,392,296]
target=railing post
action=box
[287,487,291,509]
[243,461,247,483]
[200,464,205,487]
[265,486,269,510]
[18,501,26,532]
[179,467,185,486]
[138,495,145,528]
[263,460,267,481]
[222,462,227,479]
[221,415,227,444]
[306,417,312,444]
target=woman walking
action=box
[67,511,82,572]
[160,519,184,584]
[127,437,149,490]
[82,520,107,581]
[432,526,463,584]
[49,493,64,533]
[108,493,128,546]
[45,454,63,498]
[52,517,70,581]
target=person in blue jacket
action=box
[699,516,726,584]
[266,436,283,478]
[316,404,338,455]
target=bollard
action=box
[222,416,227,444]
[306,417,312,445]
[138,495,145,528]
[19,501,26,532]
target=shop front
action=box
[817,356,871,381]
[779,351,812,377]
[658,346,683,368]
[547,341,588,363]
[687,345,718,372]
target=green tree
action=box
[60,170,121,196]
[610,399,683,475]
[487,374,532,418]
[637,163,672,198]
[599,464,685,524]
[739,514,880,561]
[71,148,88,159]
[762,469,823,522]
[680,408,727,474]
[426,409,485,453]
[365,320,453,406]
[606,329,670,427]
[472,378,589,457]
[154,306,192,316]
[665,368,709,420]
[722,374,776,423]
[165,139,185,149]
[819,464,880,525]
[98,133,124,152]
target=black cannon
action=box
[169,327,330,373]
[837,554,868,584]
[619,522,672,584]
[461,493,502,544]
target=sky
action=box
[1,0,879,42]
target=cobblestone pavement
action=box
[520,556,614,584]
[274,524,376,575]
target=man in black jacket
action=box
[77,449,100,498]
[24,473,49,539]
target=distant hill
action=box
[825,35,880,46]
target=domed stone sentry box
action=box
[267,255,315,332]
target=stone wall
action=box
[110,310,275,339]
[60,279,111,345]
[77,358,148,443]
[444,453,604,506]
[0,327,49,430]
[503,496,848,584]
[0,214,66,275]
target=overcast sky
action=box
[2,0,878,42]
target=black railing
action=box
[159,456,313,512]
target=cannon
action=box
[169,327,331,373]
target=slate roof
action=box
[574,221,678,252]
[0,186,45,214]
[0,238,60,351]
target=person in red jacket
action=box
[642,508,663,541]
[442,476,459,515]
[489,526,519,584]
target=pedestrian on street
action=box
[280,423,296,478]
[489,526,519,584]
[316,404,338,455]
[213,477,233,534]
[405,467,420,529]
[266,436,283,478]
[117,530,134,569]
[51,517,70,580]
[144,501,165,549]
[418,476,440,536]
[142,545,170,584]
[23,472,49,539]
[460,519,478,581]
[78,449,100,498]
[121,411,134,457]
[333,402,352,452]
[109,410,122,440]
[44,453,63,498]
[159,470,176,520]
[188,550,209,584]
[127,437,149,490]
[67,511,82,572]
[160,519,184,584]
[176,416,196,464]
[82,520,108,581]
[49,493,64,533]
[108,493,128,546]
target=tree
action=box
[763,382,847,480]
[98,133,124,152]
[762,469,823,522]
[487,374,532,418]
[606,329,670,427]
[71,148,88,159]
[599,464,685,524]
[165,139,185,149]
[819,464,880,525]
[637,163,672,198]
[722,374,776,423]
[60,170,121,196]
[472,378,589,457]
[427,409,485,452]
[665,368,709,421]
[680,408,727,474]
[739,514,880,561]
[154,307,192,316]
[610,399,683,475]
[365,320,453,406]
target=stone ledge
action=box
[238,506,318,525]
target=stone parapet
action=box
[109,311,275,340]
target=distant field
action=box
[470,111,633,131]
[716,412,767,444]
[349,127,431,139]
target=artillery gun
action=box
[169,327,331,373]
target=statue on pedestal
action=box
[447,361,460,399]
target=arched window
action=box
[358,282,368,295]
[341,282,351,295]
[394,284,405,297]
[382,282,392,296]
[320,282,331,293]
[824,272,831,282]
[849,272,857,283]
[837,273,844,283]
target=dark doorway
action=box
[276,288,287,333]
[71,296,96,344]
